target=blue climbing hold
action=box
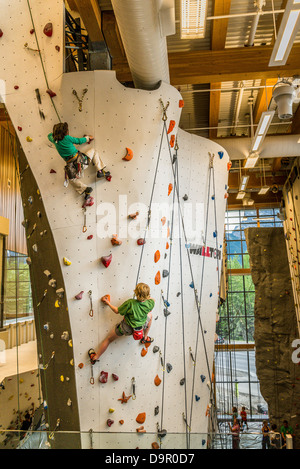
[185,243,191,249]
[225,184,228,190]
[202,439,206,446]
[200,375,206,383]
[218,151,224,159]
[164,300,170,308]
[195,395,200,402]
[209,293,212,297]
[211,196,215,200]
[213,231,217,238]
[189,282,194,289]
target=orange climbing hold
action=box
[154,250,160,263]
[118,392,132,404]
[168,183,173,196]
[170,135,175,148]
[152,442,160,449]
[101,294,110,303]
[155,271,161,285]
[154,375,161,386]
[136,412,146,424]
[167,120,175,134]
[119,420,124,425]
[227,161,232,171]
[123,147,133,161]
[179,99,184,108]
[111,234,122,246]
[166,242,169,250]
[161,217,166,226]
[136,426,146,433]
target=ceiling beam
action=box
[211,0,231,51]
[73,0,104,42]
[102,10,126,59]
[209,0,231,139]
[112,45,300,84]
[253,78,278,124]
[228,172,286,190]
[168,45,300,85]
[291,103,300,135]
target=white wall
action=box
[0,0,229,448]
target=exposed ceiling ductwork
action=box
[110,0,175,90]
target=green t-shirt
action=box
[48,133,87,161]
[118,298,154,329]
[281,425,293,438]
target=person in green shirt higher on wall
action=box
[88,283,155,363]
[48,122,110,199]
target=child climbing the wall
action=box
[88,283,155,363]
[48,122,109,199]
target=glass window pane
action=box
[243,254,250,268]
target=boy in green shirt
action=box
[88,283,155,363]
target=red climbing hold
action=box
[167,120,175,134]
[137,238,146,246]
[112,373,119,381]
[50,169,56,173]
[55,45,60,52]
[170,135,175,148]
[154,250,160,263]
[99,371,108,383]
[46,89,57,98]
[30,28,35,34]
[179,99,184,108]
[82,196,94,208]
[0,29,3,38]
[43,22,53,37]
[107,419,114,427]
[123,147,133,161]
[87,235,93,240]
[18,126,22,132]
[101,254,112,268]
[168,183,173,196]
[75,291,84,300]
[14,85,19,90]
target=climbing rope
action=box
[26,0,61,123]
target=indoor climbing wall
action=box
[282,158,300,336]
[0,0,229,448]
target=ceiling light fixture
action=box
[239,175,249,192]
[269,0,300,66]
[258,186,270,195]
[236,191,246,200]
[250,110,275,153]
[244,153,259,169]
[180,0,208,39]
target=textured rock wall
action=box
[246,227,300,448]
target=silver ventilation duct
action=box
[111,0,175,90]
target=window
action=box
[4,250,33,323]
[215,207,283,425]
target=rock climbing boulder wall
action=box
[245,227,300,448]
[0,0,229,449]
[282,160,300,336]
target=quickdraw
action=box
[159,98,170,122]
[90,364,94,385]
[49,418,60,440]
[189,347,196,366]
[131,377,136,400]
[88,290,93,317]
[82,207,87,233]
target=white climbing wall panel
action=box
[0,0,229,448]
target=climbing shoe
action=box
[84,187,93,199]
[140,336,154,345]
[88,348,97,365]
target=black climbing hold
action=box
[158,429,167,438]
[163,308,171,317]
[176,292,181,297]
[154,406,159,416]
[162,270,169,278]
[166,363,172,373]
[183,194,188,201]
[180,378,185,386]
[153,346,160,354]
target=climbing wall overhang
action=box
[0,0,230,449]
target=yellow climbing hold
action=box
[68,340,73,348]
[55,299,61,308]
[26,136,32,142]
[109,408,115,413]
[63,257,71,266]
[60,375,64,382]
